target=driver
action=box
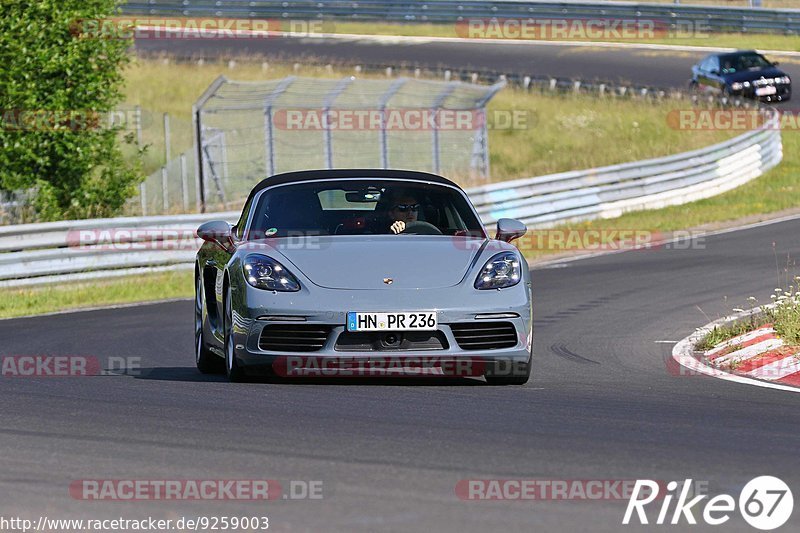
[387,195,420,234]
[377,189,421,234]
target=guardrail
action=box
[469,108,783,226]
[0,108,781,287]
[122,0,800,34]
[0,212,236,287]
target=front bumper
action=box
[230,281,533,377]
[732,84,791,102]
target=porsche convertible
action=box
[194,169,533,384]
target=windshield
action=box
[246,179,486,238]
[721,53,773,74]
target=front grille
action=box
[450,322,518,351]
[335,331,448,352]
[754,78,776,87]
[259,324,332,352]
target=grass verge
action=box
[0,270,192,320]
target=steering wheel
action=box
[400,221,443,235]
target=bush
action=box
[0,0,141,220]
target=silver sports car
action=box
[194,169,533,384]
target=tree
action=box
[0,0,140,220]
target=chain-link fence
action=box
[110,105,200,216]
[194,75,505,212]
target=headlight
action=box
[731,82,744,91]
[475,252,522,290]
[243,254,300,292]
[777,76,791,84]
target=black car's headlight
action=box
[243,254,300,292]
[776,76,791,85]
[475,252,522,290]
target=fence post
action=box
[135,105,147,215]
[264,107,275,175]
[163,113,171,163]
[180,153,189,213]
[322,77,354,169]
[192,75,228,213]
[161,167,169,212]
[378,78,408,169]
[430,83,457,174]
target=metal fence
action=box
[122,0,800,34]
[0,107,781,287]
[194,75,504,212]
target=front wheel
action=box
[224,286,247,382]
[196,271,222,374]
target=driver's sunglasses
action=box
[392,203,420,213]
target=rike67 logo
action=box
[623,477,793,530]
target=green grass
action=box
[765,286,800,344]
[696,285,800,352]
[696,319,764,351]
[0,270,192,320]
[327,21,800,52]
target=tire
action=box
[195,271,222,374]
[224,285,247,383]
[484,352,532,386]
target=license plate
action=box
[347,312,437,332]
[756,86,777,96]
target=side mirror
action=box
[495,218,527,243]
[197,220,233,251]
[773,61,780,66]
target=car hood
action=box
[244,236,494,289]
[724,67,787,83]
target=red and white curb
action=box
[704,325,800,386]
[672,310,800,394]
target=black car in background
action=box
[690,50,791,102]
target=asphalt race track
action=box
[3,217,800,531]
[134,35,800,93]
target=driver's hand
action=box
[390,220,406,234]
